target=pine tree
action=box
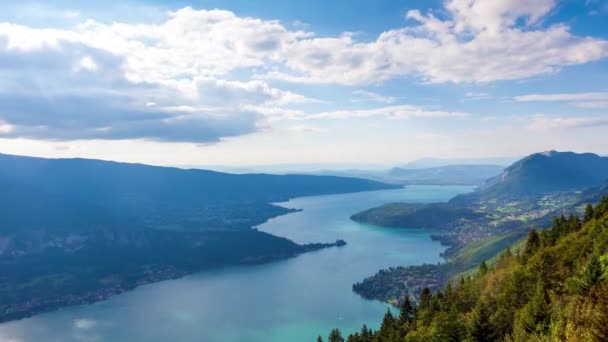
[524,229,541,257]
[478,260,489,276]
[519,280,550,334]
[399,296,413,325]
[380,308,395,329]
[470,299,494,342]
[419,287,432,310]
[584,204,595,222]
[359,324,372,342]
[317,336,324,342]
[376,308,397,341]
[328,328,344,342]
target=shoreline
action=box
[0,237,345,324]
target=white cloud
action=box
[75,56,98,72]
[287,125,327,133]
[303,105,469,120]
[73,318,97,330]
[514,92,608,102]
[514,91,608,109]
[352,90,398,104]
[194,78,318,107]
[0,121,13,133]
[464,92,490,100]
[574,101,608,109]
[266,0,608,84]
[446,0,556,34]
[244,103,468,122]
[0,25,318,143]
[0,1,606,146]
[527,116,608,131]
[3,1,606,87]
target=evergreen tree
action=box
[317,336,323,342]
[376,308,398,341]
[584,204,595,222]
[359,324,372,342]
[524,229,541,257]
[470,299,494,342]
[398,296,413,325]
[478,260,489,276]
[419,287,432,310]
[328,328,344,342]
[519,280,550,334]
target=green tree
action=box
[568,254,604,295]
[519,280,550,334]
[419,287,432,310]
[328,328,345,342]
[478,260,489,276]
[524,229,541,257]
[470,299,495,342]
[584,204,595,222]
[399,296,414,325]
[359,324,373,342]
[376,309,398,341]
[317,336,324,342]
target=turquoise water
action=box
[0,185,472,342]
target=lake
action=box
[0,185,472,342]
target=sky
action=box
[0,0,607,167]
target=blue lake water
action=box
[0,185,472,342]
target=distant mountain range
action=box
[290,164,505,186]
[386,164,504,185]
[398,156,517,169]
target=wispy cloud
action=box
[527,115,608,131]
[514,92,608,102]
[303,105,469,120]
[287,125,328,133]
[514,91,608,109]
[352,90,398,104]
[574,101,608,109]
[73,318,97,330]
[464,92,491,100]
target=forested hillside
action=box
[452,151,608,203]
[0,153,389,322]
[322,197,608,341]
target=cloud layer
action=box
[0,0,607,143]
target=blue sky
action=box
[0,0,607,167]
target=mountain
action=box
[290,164,504,186]
[329,196,608,342]
[0,153,392,322]
[452,151,608,203]
[400,157,517,169]
[0,153,395,231]
[348,151,608,312]
[386,164,504,185]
